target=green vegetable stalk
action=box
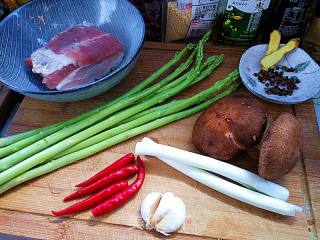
[0,83,239,194]
[0,46,198,171]
[56,70,238,158]
[155,55,223,96]
[0,44,195,150]
[0,31,241,193]
[0,66,202,184]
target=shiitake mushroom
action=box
[192,91,302,179]
[258,112,302,180]
[192,92,267,160]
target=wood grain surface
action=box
[295,101,320,238]
[0,42,318,240]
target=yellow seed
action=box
[165,2,192,42]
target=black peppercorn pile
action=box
[254,68,300,96]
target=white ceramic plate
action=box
[239,44,320,104]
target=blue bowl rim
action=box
[0,0,145,95]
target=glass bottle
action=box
[266,0,314,42]
[302,0,320,62]
[220,0,275,45]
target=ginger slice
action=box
[265,30,281,56]
[260,38,300,70]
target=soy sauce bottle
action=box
[267,0,313,42]
[302,0,320,62]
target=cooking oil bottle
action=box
[220,0,275,45]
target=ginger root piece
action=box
[260,38,300,70]
[265,30,281,56]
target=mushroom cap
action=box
[192,92,267,160]
[258,112,302,180]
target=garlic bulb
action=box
[140,192,186,235]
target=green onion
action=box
[0,83,238,194]
[56,70,238,158]
[0,44,195,151]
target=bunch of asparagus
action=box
[0,31,240,193]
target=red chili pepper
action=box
[76,153,135,187]
[52,181,128,216]
[92,156,145,217]
[64,164,138,202]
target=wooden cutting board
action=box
[0,42,318,240]
[0,85,19,129]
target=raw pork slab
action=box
[28,24,124,90]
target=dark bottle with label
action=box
[130,0,162,41]
[220,0,275,45]
[267,0,313,42]
[302,0,320,62]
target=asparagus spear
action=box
[0,31,210,154]
[0,84,239,194]
[0,44,195,149]
[120,54,224,125]
[155,55,223,95]
[122,33,211,106]
[152,54,224,100]
[120,100,179,125]
[0,31,214,166]
[0,122,66,159]
[0,66,202,184]
[0,127,55,148]
[56,71,239,158]
[0,49,200,171]
[195,30,211,73]
[122,55,221,121]
[122,43,195,97]
[0,49,195,159]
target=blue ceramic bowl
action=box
[0,0,145,102]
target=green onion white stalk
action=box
[136,138,302,216]
[135,138,289,201]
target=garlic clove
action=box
[140,192,162,228]
[151,192,176,225]
[153,192,186,234]
[140,192,186,235]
